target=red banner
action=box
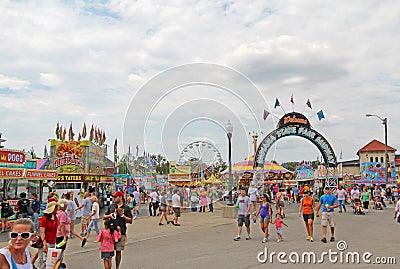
[0,150,25,164]
[0,168,24,178]
[25,169,57,179]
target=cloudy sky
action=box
[1,0,399,165]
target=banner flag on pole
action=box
[290,94,294,104]
[263,110,270,120]
[274,98,280,109]
[306,99,312,109]
[317,110,325,121]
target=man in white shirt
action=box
[350,186,360,208]
[84,196,100,244]
[150,190,159,217]
[247,183,259,219]
[171,189,181,226]
[336,185,347,213]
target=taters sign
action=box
[56,174,83,182]
[0,150,25,165]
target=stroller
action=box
[352,201,365,215]
[373,197,384,210]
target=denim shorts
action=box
[101,251,114,260]
[260,215,270,223]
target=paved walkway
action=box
[1,201,398,268]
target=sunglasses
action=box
[9,232,33,240]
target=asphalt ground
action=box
[0,200,398,269]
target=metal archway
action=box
[254,112,338,188]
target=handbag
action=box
[31,235,44,248]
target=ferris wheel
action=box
[178,140,223,173]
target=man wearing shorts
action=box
[316,187,338,243]
[103,190,133,269]
[75,192,92,236]
[171,189,181,226]
[248,183,259,218]
[234,188,251,241]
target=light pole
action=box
[226,120,234,206]
[366,114,388,185]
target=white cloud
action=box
[0,74,29,90]
[0,0,399,164]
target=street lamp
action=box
[366,114,388,185]
[226,120,234,206]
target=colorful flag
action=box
[340,151,343,159]
[128,144,131,155]
[82,122,87,138]
[89,124,94,141]
[366,149,368,157]
[136,145,139,156]
[290,94,294,104]
[68,122,74,141]
[77,133,81,142]
[317,110,325,120]
[55,122,59,139]
[274,98,280,109]
[62,128,66,141]
[263,110,270,120]
[306,99,312,109]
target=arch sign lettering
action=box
[254,112,337,187]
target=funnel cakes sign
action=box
[53,141,85,173]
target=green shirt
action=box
[361,191,370,202]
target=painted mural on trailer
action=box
[360,161,396,184]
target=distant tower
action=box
[0,133,6,148]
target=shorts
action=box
[159,205,167,212]
[82,215,91,227]
[278,201,285,207]
[173,207,181,217]
[115,235,126,251]
[56,236,68,251]
[260,215,270,223]
[250,201,258,206]
[303,213,314,222]
[237,215,250,227]
[276,228,282,234]
[321,212,336,227]
[101,251,114,260]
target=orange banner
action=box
[0,168,24,178]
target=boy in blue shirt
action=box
[316,186,338,243]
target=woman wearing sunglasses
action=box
[0,218,35,268]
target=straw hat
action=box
[43,201,58,214]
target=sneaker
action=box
[233,236,241,241]
[321,237,327,243]
[133,215,137,220]
[309,236,314,242]
[330,237,335,242]
[276,239,281,243]
[245,235,251,240]
[167,220,173,224]
[158,223,164,226]
[306,236,310,241]
[262,238,268,243]
[80,233,86,237]
[69,235,75,239]
[173,223,181,226]
[81,238,87,247]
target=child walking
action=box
[271,213,288,243]
[97,219,121,269]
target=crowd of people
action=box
[0,182,399,268]
[232,183,400,244]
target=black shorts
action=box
[56,236,68,251]
[237,215,250,227]
[173,207,181,217]
[303,213,314,222]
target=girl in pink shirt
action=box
[97,219,121,269]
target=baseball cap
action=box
[112,190,124,197]
[304,190,310,194]
[48,197,58,203]
[324,186,330,190]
